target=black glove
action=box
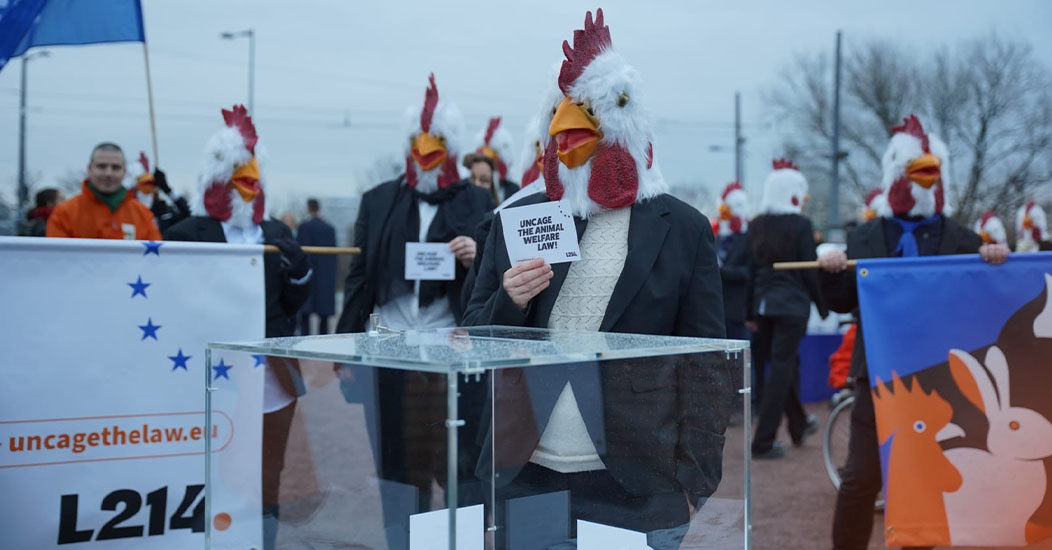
[153,169,172,195]
[273,238,311,280]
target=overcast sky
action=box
[1,0,1050,217]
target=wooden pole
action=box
[142,42,159,165]
[262,245,360,255]
[774,260,857,271]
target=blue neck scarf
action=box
[888,214,941,257]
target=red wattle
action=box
[439,155,459,189]
[252,186,266,224]
[521,162,541,188]
[405,156,418,188]
[888,176,916,216]
[543,139,564,201]
[204,182,233,221]
[587,143,638,209]
[729,217,743,233]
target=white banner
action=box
[0,237,265,549]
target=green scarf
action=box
[88,183,127,213]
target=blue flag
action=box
[855,252,1052,547]
[0,0,144,71]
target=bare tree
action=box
[943,35,1052,229]
[767,33,1052,233]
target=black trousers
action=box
[750,315,808,453]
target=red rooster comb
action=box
[484,117,501,145]
[981,210,996,225]
[865,188,883,206]
[891,114,930,153]
[721,181,744,200]
[421,73,439,133]
[1026,199,1037,212]
[221,105,258,155]
[558,8,613,95]
[138,151,150,173]
[772,158,799,171]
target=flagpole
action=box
[142,42,159,166]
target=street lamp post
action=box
[220,29,255,115]
[17,50,50,232]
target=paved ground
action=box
[267,361,1052,549]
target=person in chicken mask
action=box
[819,114,1009,550]
[163,105,311,550]
[465,9,727,548]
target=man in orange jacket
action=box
[46,143,161,240]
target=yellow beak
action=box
[979,230,993,244]
[136,172,156,194]
[718,203,731,220]
[549,97,600,168]
[481,145,500,161]
[906,153,942,189]
[864,208,877,221]
[230,157,261,203]
[412,133,448,171]
[1024,216,1034,230]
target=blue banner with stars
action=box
[0,237,265,549]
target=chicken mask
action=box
[715,181,749,236]
[760,159,808,215]
[404,74,464,193]
[974,211,1007,245]
[194,105,265,227]
[543,8,667,218]
[882,115,950,218]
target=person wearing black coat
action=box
[745,212,827,458]
[745,160,827,459]
[335,177,494,333]
[463,191,729,542]
[719,231,750,339]
[296,199,338,334]
[818,114,1010,550]
[164,214,312,549]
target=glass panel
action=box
[206,329,749,549]
[488,336,747,550]
[207,326,748,372]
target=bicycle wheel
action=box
[822,395,885,511]
[823,396,854,490]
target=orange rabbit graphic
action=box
[873,372,962,546]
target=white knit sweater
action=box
[530,207,630,473]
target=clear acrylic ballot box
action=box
[205,325,751,550]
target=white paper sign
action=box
[405,242,455,280]
[577,520,650,550]
[500,200,581,265]
[408,504,484,550]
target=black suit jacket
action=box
[336,177,495,333]
[296,216,338,316]
[163,216,312,339]
[718,232,749,323]
[463,193,729,500]
[745,214,827,320]
[499,179,520,203]
[820,216,982,379]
